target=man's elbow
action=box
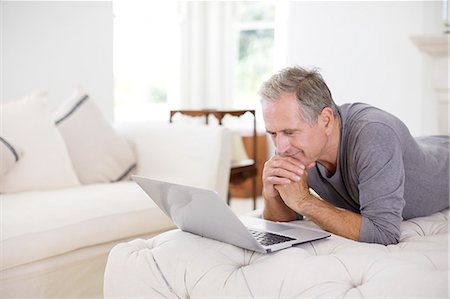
[363,229,400,245]
[377,232,400,245]
[359,218,400,245]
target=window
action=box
[113,1,276,122]
[234,1,275,108]
[113,1,180,122]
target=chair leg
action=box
[227,188,231,206]
[252,176,257,210]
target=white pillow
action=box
[0,93,80,193]
[0,136,23,176]
[53,90,137,184]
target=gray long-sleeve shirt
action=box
[307,103,449,245]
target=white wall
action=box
[1,0,445,133]
[1,1,113,120]
[279,1,444,136]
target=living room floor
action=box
[229,196,264,215]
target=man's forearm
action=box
[298,194,361,241]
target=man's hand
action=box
[274,163,312,213]
[262,155,314,221]
[262,155,305,200]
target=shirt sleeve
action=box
[354,123,406,245]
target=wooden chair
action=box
[169,109,258,209]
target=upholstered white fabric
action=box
[116,122,231,201]
[0,93,80,193]
[1,232,163,299]
[0,122,232,299]
[0,136,23,176]
[104,209,449,298]
[1,181,174,270]
[53,89,137,184]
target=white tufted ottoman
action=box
[104,209,449,298]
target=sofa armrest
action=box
[115,122,231,201]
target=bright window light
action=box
[113,1,276,121]
[113,0,180,122]
[234,1,275,109]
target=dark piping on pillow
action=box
[0,136,20,162]
[112,163,138,183]
[55,95,89,125]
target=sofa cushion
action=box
[1,181,174,270]
[53,89,137,184]
[0,136,23,176]
[0,93,80,193]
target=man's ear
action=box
[320,107,334,133]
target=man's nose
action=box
[275,134,290,156]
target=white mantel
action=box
[411,35,449,57]
[411,35,449,134]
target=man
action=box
[260,66,449,245]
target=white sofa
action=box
[104,208,449,298]
[0,122,231,298]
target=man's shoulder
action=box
[339,102,391,122]
[339,102,406,135]
[338,102,414,158]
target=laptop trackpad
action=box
[240,216,291,233]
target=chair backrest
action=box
[116,122,232,201]
[169,109,257,165]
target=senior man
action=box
[260,66,449,245]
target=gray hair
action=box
[259,66,339,124]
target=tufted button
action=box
[350,277,364,288]
[351,282,360,288]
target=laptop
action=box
[133,175,330,253]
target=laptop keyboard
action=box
[248,229,296,246]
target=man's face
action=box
[262,92,329,166]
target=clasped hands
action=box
[262,155,316,212]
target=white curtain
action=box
[175,1,237,110]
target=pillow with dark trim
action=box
[0,93,80,193]
[0,136,23,176]
[53,89,137,184]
